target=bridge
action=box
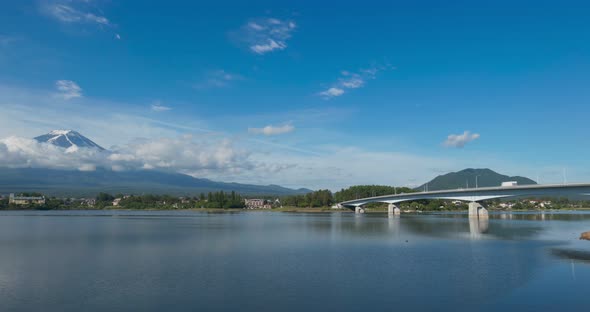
[339,183,590,218]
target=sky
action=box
[1,0,590,190]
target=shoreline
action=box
[2,207,590,213]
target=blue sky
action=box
[1,0,590,190]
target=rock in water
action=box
[580,231,590,240]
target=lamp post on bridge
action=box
[476,175,481,189]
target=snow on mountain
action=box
[34,130,105,150]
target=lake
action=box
[1,210,589,312]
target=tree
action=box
[96,192,115,202]
[281,189,334,208]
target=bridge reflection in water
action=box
[469,217,489,239]
[303,212,590,306]
[332,212,590,242]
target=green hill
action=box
[417,168,537,191]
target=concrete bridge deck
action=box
[339,183,590,217]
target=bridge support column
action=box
[388,204,400,216]
[355,206,365,214]
[468,202,489,219]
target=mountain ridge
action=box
[0,167,312,197]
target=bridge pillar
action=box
[468,202,480,217]
[388,204,401,216]
[355,206,365,214]
[468,202,489,219]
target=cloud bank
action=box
[0,135,252,177]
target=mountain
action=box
[417,168,537,191]
[34,130,105,150]
[0,167,312,197]
[14,130,311,197]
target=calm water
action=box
[1,210,590,312]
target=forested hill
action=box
[417,168,537,191]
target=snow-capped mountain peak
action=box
[34,130,105,150]
[49,130,74,136]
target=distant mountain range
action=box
[2,131,538,197]
[0,130,311,197]
[0,167,312,197]
[417,168,537,191]
[34,130,105,150]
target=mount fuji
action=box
[0,130,313,196]
[34,130,105,150]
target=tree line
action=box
[333,185,416,203]
[95,191,247,209]
[279,185,417,208]
[280,189,334,208]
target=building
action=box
[82,198,97,206]
[501,181,518,187]
[245,198,264,208]
[245,199,268,209]
[9,193,46,205]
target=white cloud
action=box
[55,80,82,100]
[235,17,296,55]
[340,74,365,89]
[151,102,172,112]
[247,22,265,31]
[443,131,481,148]
[43,1,111,26]
[319,64,394,100]
[194,70,242,89]
[115,33,121,40]
[251,39,286,54]
[0,136,106,171]
[0,135,253,176]
[248,124,295,136]
[319,87,345,99]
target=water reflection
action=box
[311,213,548,241]
[1,211,590,311]
[551,248,590,263]
[387,214,400,236]
[469,217,489,239]
[307,213,551,307]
